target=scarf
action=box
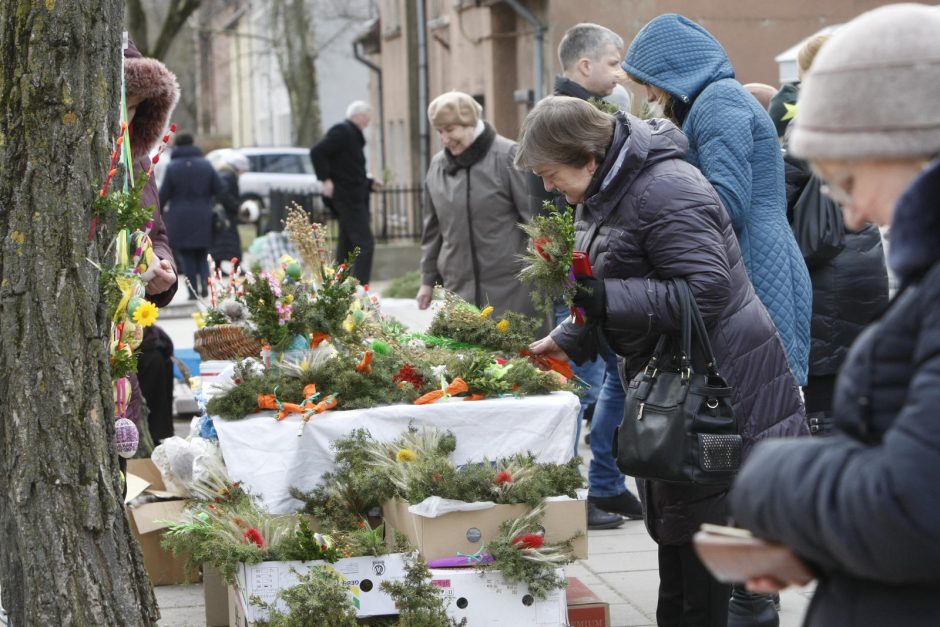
[442,122,496,175]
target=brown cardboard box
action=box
[204,564,230,627]
[125,459,197,586]
[383,497,587,560]
[566,576,610,627]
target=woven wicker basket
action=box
[193,324,263,361]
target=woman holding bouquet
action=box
[519,96,807,627]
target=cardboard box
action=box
[231,553,408,623]
[383,497,588,561]
[204,564,230,627]
[125,459,196,586]
[430,567,567,625]
[566,576,610,627]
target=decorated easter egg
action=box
[115,417,139,458]
[123,319,144,350]
[127,297,144,318]
[285,261,302,280]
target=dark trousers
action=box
[657,542,731,627]
[179,248,210,297]
[334,201,374,285]
[137,328,175,444]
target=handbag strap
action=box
[673,278,721,376]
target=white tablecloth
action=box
[213,391,580,513]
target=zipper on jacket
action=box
[464,165,483,306]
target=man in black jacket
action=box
[310,101,378,284]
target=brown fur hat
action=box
[124,40,179,159]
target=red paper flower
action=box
[534,236,553,262]
[243,527,266,548]
[393,364,424,389]
[494,471,513,485]
[511,533,545,550]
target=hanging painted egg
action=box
[123,319,144,350]
[115,417,139,458]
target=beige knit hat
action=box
[427,91,482,128]
[790,3,940,161]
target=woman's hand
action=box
[745,575,788,594]
[529,335,570,361]
[416,284,434,310]
[145,258,176,295]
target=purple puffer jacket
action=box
[551,112,807,544]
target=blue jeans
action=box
[589,353,627,497]
[553,304,606,457]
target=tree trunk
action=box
[0,2,160,625]
[274,0,323,146]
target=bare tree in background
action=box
[0,1,159,623]
[127,0,203,59]
[271,0,375,146]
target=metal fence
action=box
[266,186,425,243]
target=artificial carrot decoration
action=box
[464,393,486,402]
[302,383,317,399]
[355,351,374,374]
[314,394,338,413]
[445,377,468,395]
[258,394,279,410]
[310,332,331,347]
[414,390,444,405]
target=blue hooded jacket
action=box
[624,14,811,385]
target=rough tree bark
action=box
[272,0,322,146]
[0,2,159,625]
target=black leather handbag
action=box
[613,278,741,485]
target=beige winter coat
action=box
[421,133,537,317]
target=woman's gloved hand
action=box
[572,275,606,321]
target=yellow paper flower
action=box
[496,319,510,333]
[480,306,494,319]
[342,315,356,333]
[396,448,417,463]
[192,312,206,328]
[285,293,294,304]
[132,301,159,327]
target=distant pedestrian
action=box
[209,149,250,272]
[625,14,812,394]
[159,133,224,298]
[418,91,536,318]
[310,101,380,284]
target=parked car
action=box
[206,147,325,232]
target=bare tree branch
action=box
[126,0,150,54]
[150,0,203,60]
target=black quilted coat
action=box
[551,113,807,544]
[731,157,940,626]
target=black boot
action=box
[728,584,779,627]
[589,491,644,520]
[587,501,624,530]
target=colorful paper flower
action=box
[396,448,417,463]
[191,312,206,328]
[243,527,267,548]
[494,471,513,485]
[132,301,158,327]
[480,306,494,319]
[511,533,545,550]
[496,319,510,333]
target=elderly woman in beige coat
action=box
[417,91,537,317]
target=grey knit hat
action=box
[790,3,940,161]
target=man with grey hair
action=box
[311,99,379,283]
[555,22,624,99]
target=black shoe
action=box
[587,501,624,530]
[589,491,644,520]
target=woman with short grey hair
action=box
[521,96,806,627]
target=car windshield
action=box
[253,153,314,175]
